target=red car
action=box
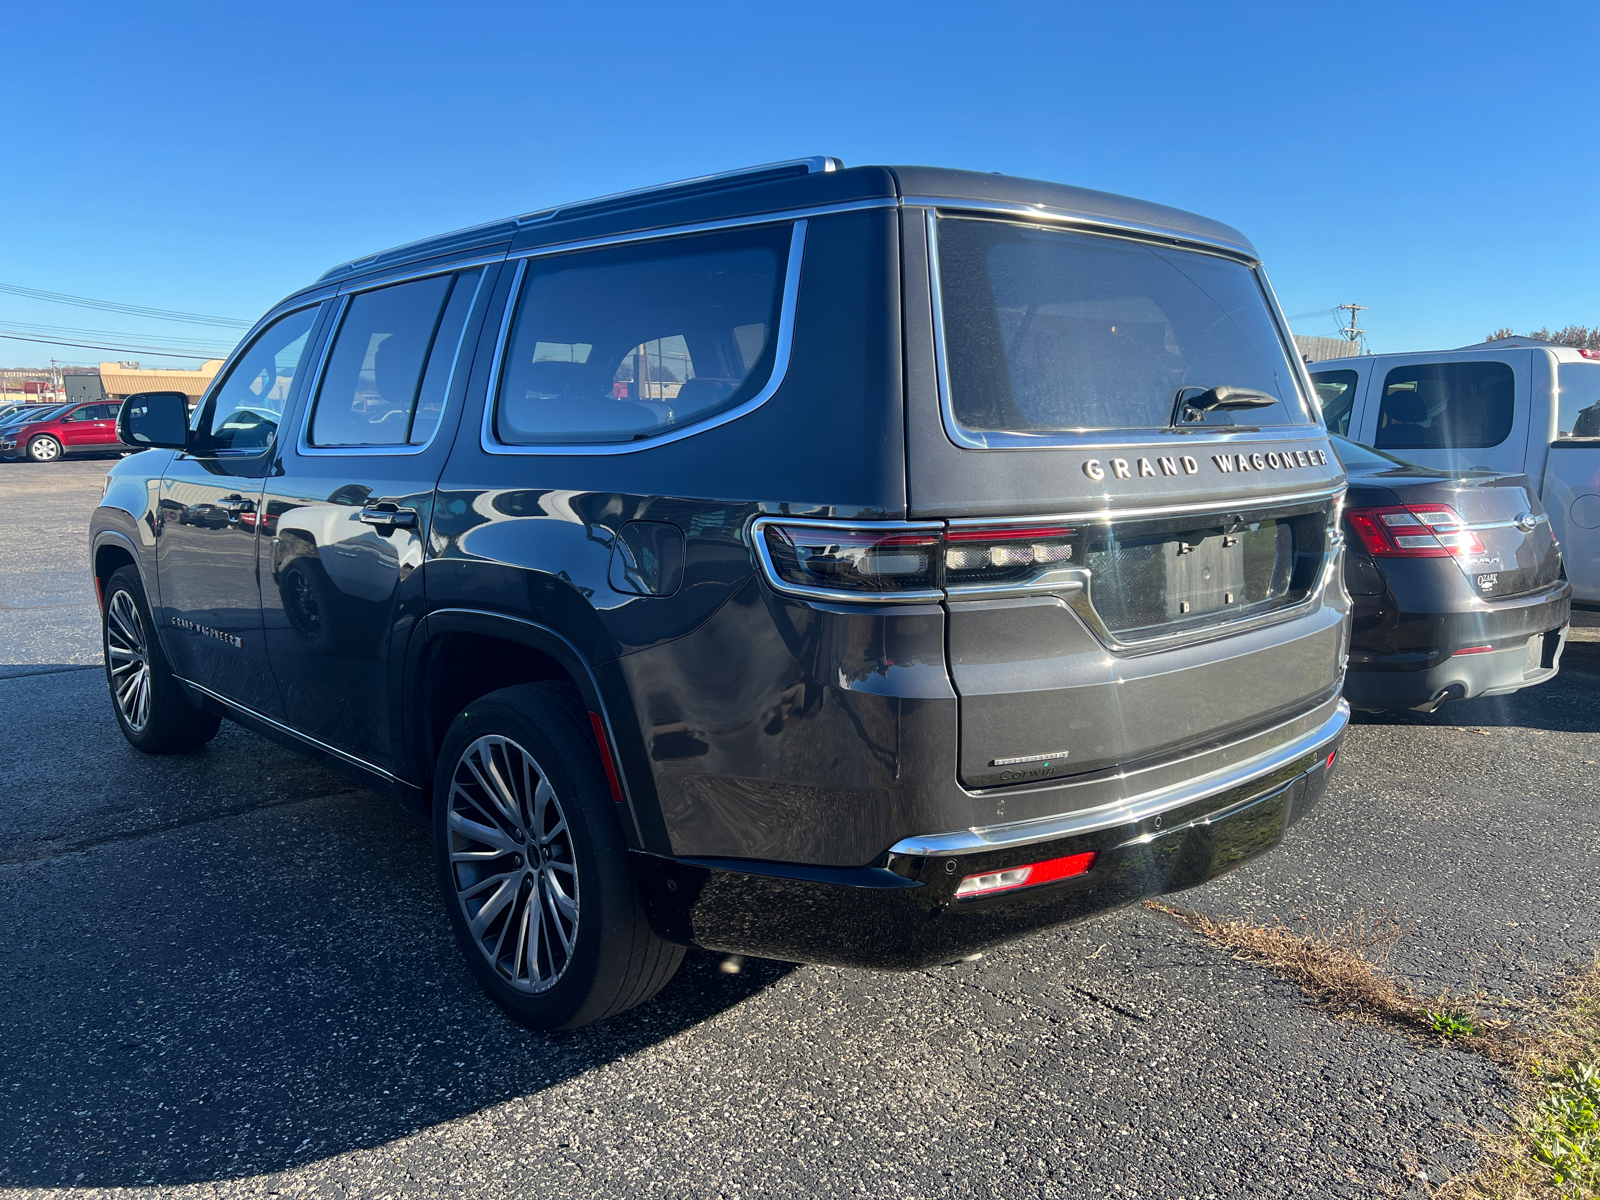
[0,400,125,463]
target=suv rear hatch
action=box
[904,202,1346,793]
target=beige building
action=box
[98,360,225,401]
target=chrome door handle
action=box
[358,506,418,530]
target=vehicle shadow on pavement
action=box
[1350,646,1600,733]
[0,776,797,1189]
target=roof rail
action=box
[316,156,842,284]
[514,156,843,227]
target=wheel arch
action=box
[91,529,144,612]
[405,608,665,852]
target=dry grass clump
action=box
[1144,900,1522,1063]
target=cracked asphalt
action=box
[2,458,1597,1198]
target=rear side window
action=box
[203,305,319,453]
[310,269,481,448]
[935,218,1310,436]
[1557,362,1600,441]
[1310,370,1358,436]
[1375,361,1514,450]
[492,225,789,446]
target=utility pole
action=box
[1335,303,1368,354]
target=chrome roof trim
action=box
[887,701,1349,857]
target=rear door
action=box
[259,264,494,772]
[1544,358,1600,602]
[1358,351,1530,477]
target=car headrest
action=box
[1383,388,1429,424]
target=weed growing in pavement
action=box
[1440,959,1600,1200]
[1142,901,1521,1062]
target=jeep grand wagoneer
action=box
[93,159,1350,1029]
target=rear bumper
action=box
[1344,582,1571,710]
[630,701,1348,969]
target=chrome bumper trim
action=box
[887,699,1349,857]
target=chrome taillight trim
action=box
[747,515,946,605]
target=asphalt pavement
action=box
[2,457,1597,1199]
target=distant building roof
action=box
[98,360,225,398]
[1293,335,1361,363]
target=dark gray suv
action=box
[92,158,1351,1029]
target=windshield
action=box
[936,217,1312,436]
[7,404,68,425]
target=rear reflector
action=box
[955,851,1097,898]
[587,712,626,804]
[1453,644,1494,656]
[1325,750,1337,769]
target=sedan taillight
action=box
[1345,504,1484,559]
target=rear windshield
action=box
[1557,362,1600,441]
[935,217,1311,436]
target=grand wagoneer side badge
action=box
[1083,448,1330,482]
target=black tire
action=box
[277,555,340,654]
[26,435,62,463]
[102,565,223,753]
[433,684,684,1030]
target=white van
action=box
[1310,341,1600,603]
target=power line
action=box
[0,282,253,329]
[0,331,228,361]
[0,318,236,353]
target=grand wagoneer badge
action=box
[1082,447,1330,482]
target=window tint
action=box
[493,225,787,446]
[1557,362,1600,441]
[937,218,1310,435]
[1310,370,1358,436]
[310,273,472,448]
[204,306,319,453]
[1374,361,1514,450]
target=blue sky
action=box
[2,1,1595,368]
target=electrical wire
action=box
[0,283,252,329]
[0,318,236,354]
[0,331,228,361]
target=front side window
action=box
[1374,361,1514,450]
[493,225,788,446]
[1310,370,1359,436]
[309,270,481,448]
[202,306,319,453]
[1557,362,1600,441]
[936,218,1311,436]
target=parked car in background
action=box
[94,158,1350,1030]
[0,402,69,432]
[1,400,125,462]
[1311,344,1600,604]
[1332,435,1569,712]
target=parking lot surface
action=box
[2,458,1597,1199]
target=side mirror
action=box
[118,392,191,451]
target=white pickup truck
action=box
[1311,340,1600,604]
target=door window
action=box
[201,306,320,453]
[1374,361,1514,450]
[62,405,97,422]
[1310,369,1359,436]
[1557,362,1600,441]
[492,225,788,445]
[308,270,480,448]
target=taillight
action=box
[759,523,944,597]
[753,519,1080,600]
[955,851,1097,898]
[944,525,1077,590]
[1344,504,1484,559]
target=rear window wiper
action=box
[1173,386,1280,426]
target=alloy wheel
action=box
[106,590,151,731]
[446,734,580,993]
[29,437,59,462]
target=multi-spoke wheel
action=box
[106,588,152,732]
[446,734,581,993]
[433,684,684,1029]
[26,435,62,463]
[101,565,222,753]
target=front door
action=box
[56,403,114,451]
[155,304,325,716]
[260,267,489,771]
